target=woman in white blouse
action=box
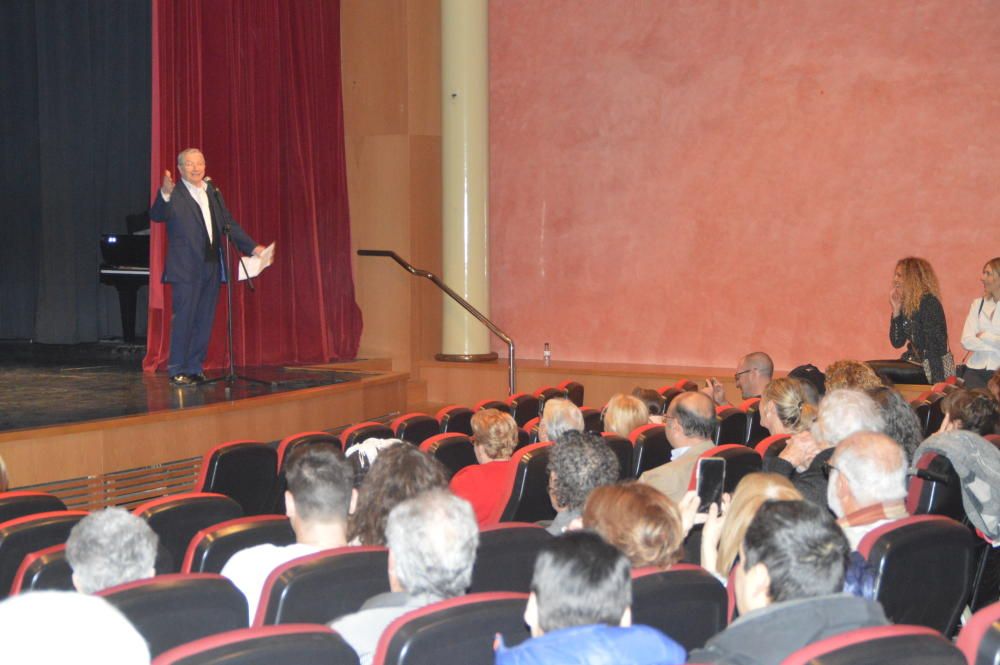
[961,257,1000,389]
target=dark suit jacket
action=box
[150,180,257,283]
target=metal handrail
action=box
[357,249,516,394]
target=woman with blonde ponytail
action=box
[758,378,818,436]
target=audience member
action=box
[350,443,448,545]
[344,437,403,487]
[824,360,883,392]
[688,501,888,665]
[763,389,884,507]
[449,408,519,526]
[223,443,353,620]
[494,531,686,665]
[66,507,158,594]
[603,394,649,438]
[546,430,618,535]
[758,377,817,436]
[640,392,717,502]
[867,386,924,460]
[632,387,667,422]
[988,369,1000,404]
[939,388,1000,436]
[702,352,774,407]
[538,398,584,443]
[331,490,478,665]
[583,482,684,569]
[788,363,826,397]
[826,432,909,549]
[0,591,150,664]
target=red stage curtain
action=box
[143,0,362,372]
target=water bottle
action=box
[543,342,552,367]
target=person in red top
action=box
[450,408,518,526]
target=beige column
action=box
[437,0,495,361]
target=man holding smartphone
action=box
[702,352,774,408]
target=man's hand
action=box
[700,378,726,406]
[779,431,824,472]
[253,245,266,256]
[161,170,175,197]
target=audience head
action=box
[385,489,479,601]
[66,507,158,594]
[548,430,619,513]
[811,389,884,449]
[713,473,802,577]
[583,482,684,569]
[665,391,717,445]
[344,437,403,487]
[603,394,649,438]
[285,443,354,527]
[736,352,774,399]
[736,500,849,615]
[788,364,826,397]
[824,360,883,392]
[349,444,449,545]
[631,387,667,417]
[867,386,923,460]
[538,399,584,443]
[0,591,150,664]
[827,432,907,519]
[471,408,518,462]
[894,257,941,317]
[759,377,818,435]
[941,389,1000,436]
[526,531,632,637]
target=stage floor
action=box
[0,341,364,433]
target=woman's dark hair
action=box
[867,386,924,460]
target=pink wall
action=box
[489,1,1000,371]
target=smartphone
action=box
[696,457,726,513]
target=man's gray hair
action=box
[539,399,584,443]
[66,507,158,594]
[385,489,479,600]
[835,432,908,506]
[176,148,203,167]
[812,389,885,447]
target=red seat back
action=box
[436,406,474,435]
[197,441,277,516]
[0,510,87,598]
[341,421,394,449]
[630,564,727,653]
[391,413,440,446]
[781,624,964,665]
[498,443,555,524]
[153,624,360,665]
[134,493,243,573]
[419,433,477,479]
[957,600,1000,665]
[629,424,672,477]
[182,515,296,574]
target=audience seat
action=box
[740,398,769,445]
[10,543,73,594]
[906,452,966,521]
[580,406,603,434]
[419,433,477,479]
[754,434,789,459]
[98,573,248,659]
[516,427,532,450]
[957,600,1000,665]
[0,491,67,523]
[984,433,1000,451]
[498,443,555,524]
[371,592,531,665]
[780,624,965,665]
[133,493,244,573]
[152,624,360,665]
[674,379,699,392]
[341,421,394,449]
[601,433,634,480]
[196,440,277,516]
[688,445,762,494]
[631,564,727,652]
[558,380,585,407]
[522,416,540,443]
[857,515,978,636]
[714,407,749,445]
[255,546,390,626]
[390,413,440,446]
[629,424,672,478]
[436,406,475,435]
[472,399,511,414]
[182,515,296,574]
[506,393,541,427]
[534,386,569,414]
[0,509,87,598]
[273,431,343,514]
[469,523,552,594]
[658,387,683,410]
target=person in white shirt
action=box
[960,257,1000,389]
[222,443,354,622]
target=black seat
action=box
[391,413,440,445]
[781,624,965,665]
[658,387,683,410]
[469,523,552,593]
[694,445,763,493]
[0,509,87,598]
[133,493,243,573]
[714,407,749,445]
[558,380,584,407]
[601,433,634,480]
[154,624,360,665]
[631,564,727,652]
[906,452,965,521]
[499,443,555,523]
[182,515,296,574]
[629,424,672,477]
[197,440,277,516]
[534,386,569,415]
[580,407,603,434]
[9,543,74,594]
[436,406,474,435]
[506,393,541,427]
[0,491,67,523]
[472,399,511,414]
[341,421,395,449]
[372,592,531,665]
[754,434,789,459]
[256,546,390,626]
[419,433,477,479]
[858,515,978,636]
[742,399,769,445]
[97,573,249,658]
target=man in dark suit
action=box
[150,148,267,386]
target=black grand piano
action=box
[99,213,150,344]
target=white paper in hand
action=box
[238,242,275,281]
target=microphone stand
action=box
[200,182,275,390]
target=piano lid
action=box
[100,234,150,268]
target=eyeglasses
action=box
[822,461,839,479]
[734,369,753,381]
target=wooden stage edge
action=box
[0,367,408,488]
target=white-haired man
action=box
[538,398,584,443]
[66,507,159,594]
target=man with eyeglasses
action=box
[702,351,774,407]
